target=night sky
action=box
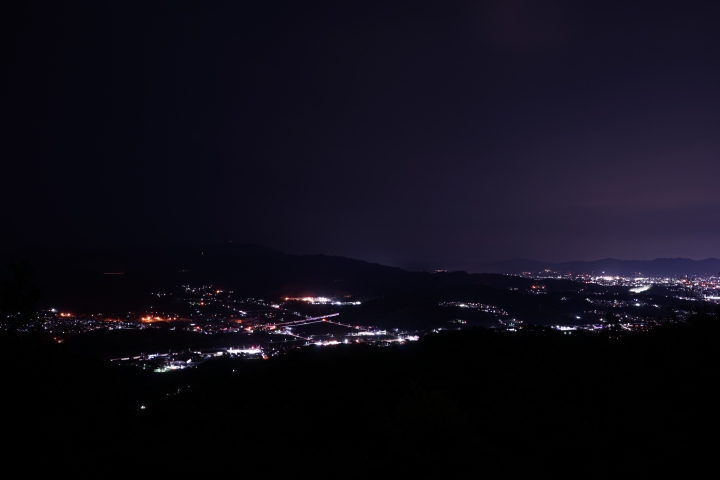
[3,1,719,270]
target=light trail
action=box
[271,313,340,326]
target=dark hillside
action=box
[4,315,717,476]
[2,245,597,314]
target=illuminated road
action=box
[271,313,340,326]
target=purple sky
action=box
[3,0,719,269]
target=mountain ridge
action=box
[2,245,718,312]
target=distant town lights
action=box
[284,296,331,304]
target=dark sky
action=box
[3,0,720,269]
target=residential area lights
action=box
[519,270,720,299]
[23,271,718,372]
[27,289,412,372]
[284,296,361,305]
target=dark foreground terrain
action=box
[3,315,718,477]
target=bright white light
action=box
[227,348,262,355]
[629,285,651,293]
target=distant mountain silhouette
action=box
[0,244,472,311]
[2,245,716,313]
[466,257,720,276]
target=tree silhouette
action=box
[0,261,42,332]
